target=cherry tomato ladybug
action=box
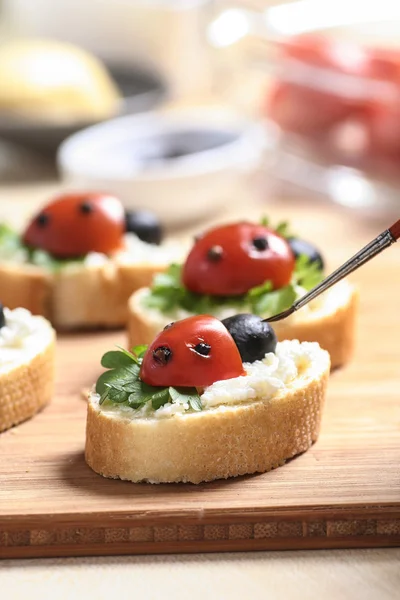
[182,222,295,296]
[23,192,125,258]
[140,315,245,388]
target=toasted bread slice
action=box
[0,310,55,433]
[0,263,53,318]
[85,341,330,484]
[0,258,176,330]
[127,282,358,369]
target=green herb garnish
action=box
[145,263,243,315]
[96,346,202,412]
[292,254,324,289]
[260,216,293,239]
[0,223,85,272]
[144,253,322,320]
[143,215,324,318]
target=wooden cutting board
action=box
[1,202,400,559]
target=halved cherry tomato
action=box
[23,192,125,258]
[182,223,295,296]
[140,315,245,388]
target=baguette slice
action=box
[0,310,55,433]
[127,282,358,369]
[0,257,177,330]
[0,263,53,318]
[85,341,330,484]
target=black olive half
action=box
[0,303,5,329]
[221,314,277,363]
[125,210,163,245]
[287,237,324,270]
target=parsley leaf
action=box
[151,388,171,410]
[145,263,243,315]
[95,345,202,413]
[101,350,136,369]
[259,216,292,239]
[253,285,297,316]
[275,221,291,238]
[169,386,202,411]
[0,223,85,271]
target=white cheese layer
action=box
[0,307,54,374]
[90,340,323,420]
[113,233,186,266]
[201,340,315,409]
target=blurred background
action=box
[1,0,400,226]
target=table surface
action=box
[1,179,400,597]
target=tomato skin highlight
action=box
[182,223,295,296]
[22,192,125,258]
[140,315,246,388]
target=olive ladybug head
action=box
[221,314,277,363]
[0,302,5,329]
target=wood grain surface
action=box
[1,199,400,559]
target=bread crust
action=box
[0,263,53,318]
[0,260,168,330]
[85,348,330,484]
[127,284,358,369]
[0,335,55,433]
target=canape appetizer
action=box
[86,314,330,484]
[128,219,357,368]
[0,192,183,329]
[0,303,55,433]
